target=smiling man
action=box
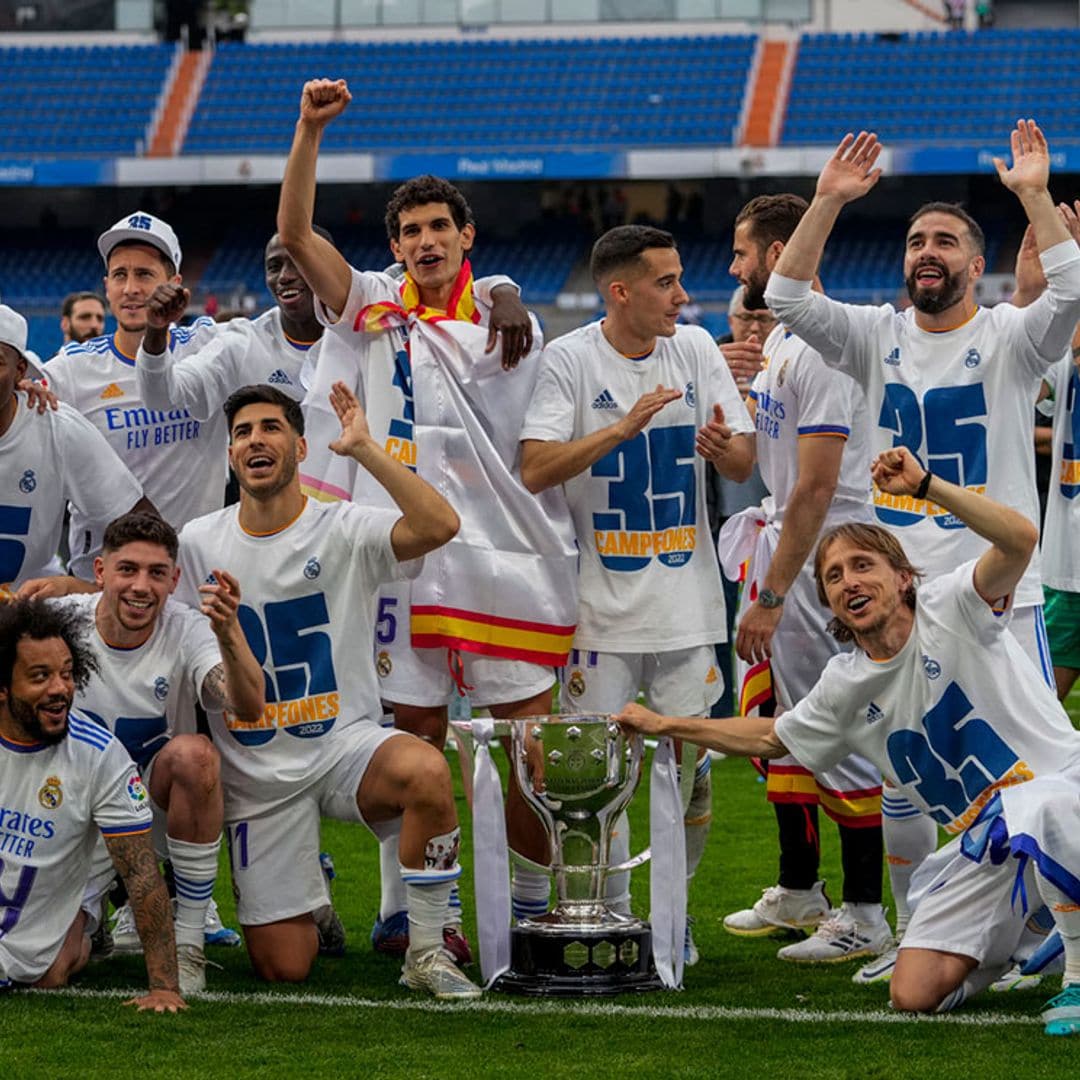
[618,446,1080,1037]
[277,77,575,957]
[54,511,263,993]
[761,121,1080,977]
[0,597,184,1012]
[135,227,339,421]
[174,383,481,1000]
[43,213,223,578]
[520,224,754,961]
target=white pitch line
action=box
[31,986,1041,1027]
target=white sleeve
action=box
[701,332,753,435]
[338,503,421,581]
[474,274,519,301]
[93,739,154,838]
[56,406,143,525]
[1009,239,1080,377]
[520,346,577,443]
[176,604,228,710]
[137,322,258,422]
[773,664,852,776]
[315,267,399,335]
[922,560,1013,648]
[764,274,887,388]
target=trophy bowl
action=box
[497,714,663,997]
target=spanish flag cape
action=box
[358,261,579,667]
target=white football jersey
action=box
[0,395,142,595]
[136,307,316,423]
[57,593,221,769]
[750,326,872,526]
[775,562,1080,836]
[521,321,753,652]
[176,498,415,817]
[43,321,227,575]
[1041,356,1080,591]
[0,712,152,982]
[766,240,1080,608]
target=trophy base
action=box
[493,922,665,997]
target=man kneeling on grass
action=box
[618,446,1080,1037]
[0,598,184,1012]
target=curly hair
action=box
[0,597,98,694]
[384,175,474,240]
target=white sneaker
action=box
[777,907,893,964]
[723,882,830,937]
[111,903,143,955]
[400,945,482,1001]
[177,943,207,995]
[990,964,1045,993]
[853,944,899,984]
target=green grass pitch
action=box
[9,687,1080,1079]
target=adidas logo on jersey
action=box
[883,348,901,367]
[591,389,618,410]
[865,701,884,725]
[267,369,293,386]
[100,382,124,399]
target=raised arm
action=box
[276,79,355,316]
[520,384,683,493]
[105,829,185,1012]
[871,446,1039,606]
[771,132,883,283]
[197,569,266,722]
[328,381,459,560]
[993,120,1072,254]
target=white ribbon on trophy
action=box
[469,716,512,988]
[649,735,687,990]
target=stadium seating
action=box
[184,36,757,154]
[0,44,174,157]
[200,225,585,306]
[782,28,1080,145]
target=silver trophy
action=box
[497,714,663,996]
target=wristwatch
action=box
[758,588,785,609]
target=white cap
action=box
[97,211,182,272]
[0,304,29,363]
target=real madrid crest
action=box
[376,650,393,677]
[566,669,586,698]
[776,358,789,388]
[38,774,62,810]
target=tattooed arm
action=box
[105,829,186,1012]
[197,568,265,722]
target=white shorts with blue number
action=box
[225,722,406,926]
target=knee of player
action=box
[398,742,454,807]
[165,734,221,783]
[250,948,315,984]
[889,976,943,1013]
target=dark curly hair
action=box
[0,597,98,695]
[384,175,474,240]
